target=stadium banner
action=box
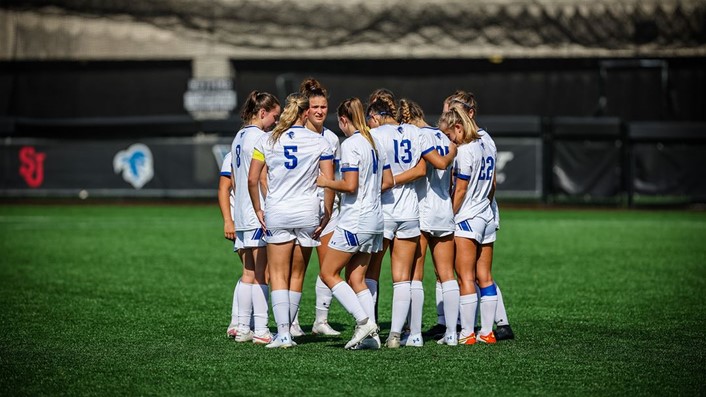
[493,138,543,199]
[1,136,233,198]
[552,140,622,198]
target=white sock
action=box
[391,281,411,334]
[356,289,375,323]
[441,280,460,336]
[459,293,478,337]
[331,281,368,322]
[315,276,332,324]
[271,289,290,336]
[480,295,499,336]
[229,279,241,328]
[435,281,445,325]
[365,278,378,303]
[237,282,253,331]
[495,283,510,326]
[409,280,424,336]
[289,290,302,326]
[252,283,269,333]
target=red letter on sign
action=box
[19,146,46,188]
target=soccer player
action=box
[229,91,281,344]
[365,94,456,348]
[441,106,497,345]
[444,91,514,341]
[218,152,239,338]
[293,78,341,338]
[397,99,460,346]
[316,97,394,349]
[248,93,335,348]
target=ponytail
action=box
[270,93,309,144]
[239,90,280,127]
[438,107,480,144]
[338,97,377,155]
[397,98,425,125]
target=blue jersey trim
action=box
[220,172,231,177]
[421,147,435,155]
[383,164,391,170]
[456,173,471,181]
[341,167,359,172]
[320,155,335,161]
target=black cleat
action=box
[495,324,515,341]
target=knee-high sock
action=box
[289,290,302,326]
[356,289,375,322]
[479,284,498,335]
[315,276,333,324]
[230,278,241,328]
[237,282,253,331]
[391,281,411,334]
[252,283,269,333]
[435,281,445,325]
[459,293,478,337]
[271,289,290,336]
[441,280,460,336]
[409,280,424,336]
[365,278,378,304]
[494,282,510,326]
[331,281,367,323]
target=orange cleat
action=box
[459,333,477,345]
[478,331,497,344]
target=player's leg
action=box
[476,240,498,344]
[406,232,427,347]
[234,247,256,342]
[251,245,272,344]
[365,238,390,321]
[454,234,479,345]
[346,248,379,349]
[312,230,341,336]
[289,242,312,337]
[265,236,295,348]
[429,233,459,345]
[387,233,419,348]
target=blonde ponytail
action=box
[270,93,309,144]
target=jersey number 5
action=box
[284,146,298,169]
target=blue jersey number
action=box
[371,150,379,174]
[234,145,241,168]
[436,145,449,156]
[284,146,298,169]
[394,139,412,164]
[479,157,495,180]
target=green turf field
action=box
[1,205,704,396]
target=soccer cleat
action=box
[312,321,341,336]
[477,331,497,344]
[265,333,293,349]
[344,320,378,349]
[399,331,410,346]
[234,329,253,342]
[290,323,305,338]
[458,333,477,345]
[405,333,423,347]
[252,330,273,344]
[495,324,515,341]
[226,327,238,339]
[437,332,458,346]
[349,334,381,350]
[423,323,447,339]
[385,334,401,349]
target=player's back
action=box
[231,125,266,230]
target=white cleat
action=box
[290,323,305,338]
[252,330,273,345]
[312,321,341,336]
[226,327,238,339]
[437,332,458,346]
[385,334,401,349]
[265,333,294,349]
[405,333,423,347]
[234,329,253,342]
[345,320,378,349]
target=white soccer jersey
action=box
[479,128,501,227]
[220,152,236,220]
[415,127,454,232]
[337,133,390,234]
[370,123,435,221]
[453,137,496,222]
[231,125,266,230]
[254,126,334,229]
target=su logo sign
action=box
[19,146,46,188]
[113,143,154,189]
